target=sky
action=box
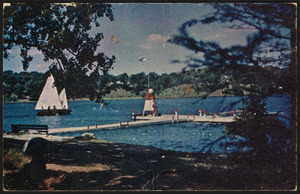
[3,3,256,76]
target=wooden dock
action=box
[47,115,235,135]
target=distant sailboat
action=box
[59,88,68,110]
[35,74,71,116]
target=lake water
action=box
[3,95,291,153]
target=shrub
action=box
[4,147,31,172]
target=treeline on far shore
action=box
[3,65,292,103]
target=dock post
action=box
[177,115,179,123]
[95,124,97,128]
[172,116,174,124]
[203,110,206,118]
[175,108,178,117]
[168,111,170,115]
[233,110,236,117]
[187,114,189,122]
[126,120,129,128]
[87,124,89,130]
[210,112,212,116]
[119,120,122,128]
[199,108,202,116]
[193,114,195,121]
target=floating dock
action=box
[4,86,240,139]
[46,114,235,135]
[3,114,236,141]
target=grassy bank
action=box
[3,138,296,191]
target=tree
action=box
[148,72,161,93]
[168,3,296,96]
[160,74,172,89]
[3,3,115,102]
[225,95,293,166]
[168,3,296,166]
[117,73,130,90]
[129,72,148,95]
[3,71,17,100]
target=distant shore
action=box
[4,92,290,104]
[4,89,237,104]
[4,95,229,104]
[4,97,144,104]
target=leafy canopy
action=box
[168,3,294,68]
[3,3,115,102]
[168,3,296,165]
[168,3,296,96]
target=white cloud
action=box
[139,42,153,50]
[28,48,43,56]
[146,34,169,42]
[139,34,170,50]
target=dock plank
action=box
[47,115,235,135]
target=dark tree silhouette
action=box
[168,3,296,96]
[3,3,115,102]
[168,3,297,168]
[225,95,293,165]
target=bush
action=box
[4,147,31,172]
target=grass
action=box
[3,138,297,191]
[3,140,31,174]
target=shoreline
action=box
[4,95,228,104]
[4,93,288,104]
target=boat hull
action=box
[57,109,72,115]
[36,109,71,116]
[135,112,161,116]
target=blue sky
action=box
[3,3,256,75]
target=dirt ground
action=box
[3,138,297,191]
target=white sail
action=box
[35,74,63,110]
[59,88,68,109]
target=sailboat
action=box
[35,74,71,116]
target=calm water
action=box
[3,95,291,153]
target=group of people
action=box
[40,105,67,110]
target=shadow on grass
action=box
[3,138,296,191]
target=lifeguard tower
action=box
[142,88,160,116]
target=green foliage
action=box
[225,96,293,164]
[117,73,130,90]
[129,72,148,95]
[3,71,46,101]
[3,3,115,102]
[4,147,31,171]
[3,65,290,102]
